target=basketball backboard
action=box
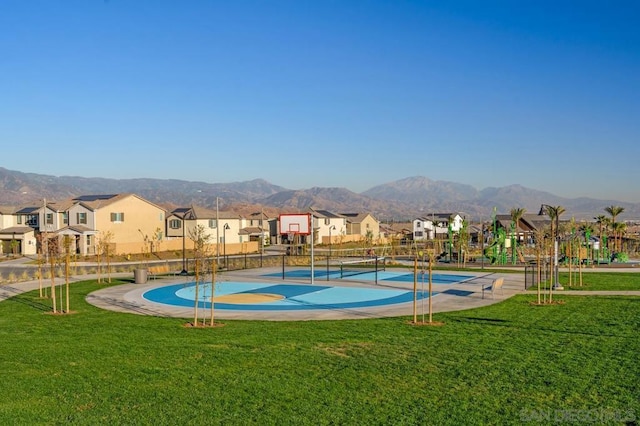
[279,213,311,235]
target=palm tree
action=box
[545,205,566,241]
[510,207,526,236]
[604,205,625,253]
[611,221,627,253]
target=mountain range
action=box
[1,167,638,221]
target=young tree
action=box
[46,236,60,313]
[97,231,115,284]
[63,235,72,313]
[35,233,47,298]
[532,227,548,305]
[544,205,565,300]
[153,227,163,254]
[188,224,213,326]
[455,218,470,267]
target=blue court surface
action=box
[143,282,431,311]
[265,269,475,284]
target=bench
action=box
[482,277,504,299]
[148,264,174,280]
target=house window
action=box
[209,219,217,229]
[46,213,54,225]
[17,215,22,225]
[26,215,38,226]
[86,235,91,246]
[62,212,68,225]
[169,219,181,229]
[324,218,330,225]
[110,212,125,222]
[77,212,87,224]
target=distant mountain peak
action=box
[0,167,637,220]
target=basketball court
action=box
[84,213,517,320]
[84,264,517,320]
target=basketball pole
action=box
[310,230,315,285]
[413,255,418,324]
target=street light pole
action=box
[216,197,220,269]
[329,225,336,259]
[180,212,188,275]
[223,223,230,269]
[481,222,485,270]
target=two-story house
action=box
[167,205,249,256]
[340,212,380,242]
[0,206,37,255]
[57,194,167,255]
[413,213,464,241]
[310,209,347,245]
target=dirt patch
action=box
[408,320,445,326]
[183,322,226,328]
[316,342,374,358]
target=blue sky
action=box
[1,1,639,201]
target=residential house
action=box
[413,213,464,241]
[493,213,553,245]
[310,209,347,245]
[0,206,37,256]
[340,212,380,242]
[168,205,256,256]
[240,211,270,249]
[59,194,167,255]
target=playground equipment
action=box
[484,226,508,266]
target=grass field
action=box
[1,279,638,425]
[528,271,640,291]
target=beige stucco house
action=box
[341,212,380,241]
[0,206,38,255]
[58,194,167,255]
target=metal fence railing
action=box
[524,261,551,290]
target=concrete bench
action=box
[482,277,504,299]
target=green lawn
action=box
[529,271,640,291]
[1,280,638,425]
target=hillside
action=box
[1,167,638,220]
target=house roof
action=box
[72,193,166,212]
[0,206,17,214]
[15,206,39,214]
[239,226,264,236]
[172,205,240,220]
[494,214,553,232]
[56,225,98,235]
[339,212,374,223]
[311,209,342,219]
[0,226,34,235]
[415,213,461,222]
